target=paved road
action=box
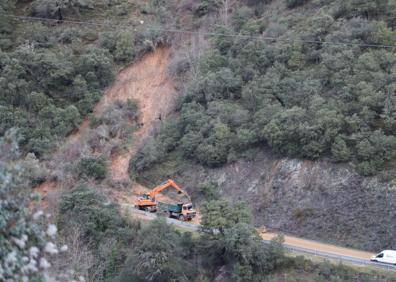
[125,206,396,271]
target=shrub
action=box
[147,1,396,176]
[331,136,351,162]
[77,156,107,180]
[59,184,131,243]
[77,48,114,88]
[129,137,165,177]
[286,0,308,8]
[116,219,197,281]
[114,31,135,62]
[199,200,286,279]
[199,182,219,200]
[57,27,81,44]
[58,184,137,280]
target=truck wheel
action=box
[178,215,185,221]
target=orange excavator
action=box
[135,179,196,221]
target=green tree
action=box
[77,48,114,88]
[114,31,135,62]
[331,136,351,162]
[59,184,131,244]
[199,200,285,279]
[117,219,195,282]
[180,131,203,158]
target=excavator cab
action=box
[135,193,157,212]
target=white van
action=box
[371,250,396,265]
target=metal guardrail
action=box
[125,206,396,271]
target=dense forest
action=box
[2,0,396,281]
[131,0,396,177]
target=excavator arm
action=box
[148,179,188,201]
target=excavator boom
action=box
[148,179,189,201]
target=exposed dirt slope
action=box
[35,47,175,201]
[107,47,175,180]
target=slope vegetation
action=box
[131,0,396,252]
[35,46,176,204]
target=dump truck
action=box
[135,179,196,221]
[157,201,196,221]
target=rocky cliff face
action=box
[140,149,396,252]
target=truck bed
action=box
[157,201,183,213]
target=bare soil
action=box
[34,47,176,205]
[106,47,175,180]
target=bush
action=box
[116,219,197,282]
[77,48,114,88]
[59,184,131,242]
[58,184,137,280]
[199,200,286,279]
[114,31,135,62]
[331,136,351,162]
[286,0,308,8]
[199,182,219,200]
[129,137,165,177]
[144,0,396,176]
[57,27,81,44]
[77,156,107,180]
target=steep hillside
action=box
[139,149,396,252]
[131,0,396,252]
[0,0,168,160]
[3,0,396,281]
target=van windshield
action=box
[377,253,384,258]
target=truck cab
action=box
[181,203,196,221]
[371,250,396,265]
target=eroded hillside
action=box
[139,148,396,252]
[36,46,176,205]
